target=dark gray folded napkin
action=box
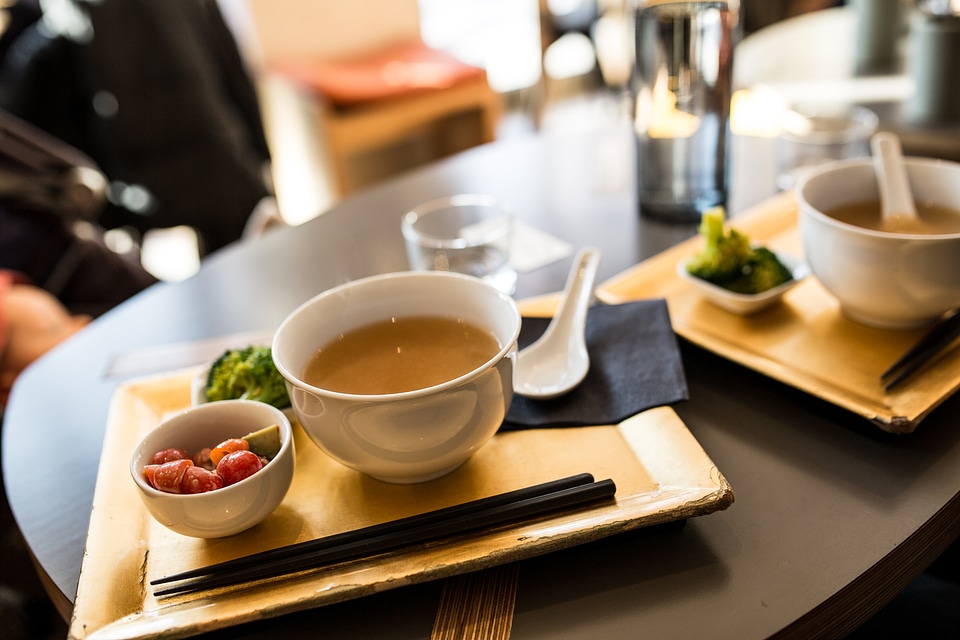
[501,299,688,430]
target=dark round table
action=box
[5,122,960,639]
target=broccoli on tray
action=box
[205,345,291,408]
[685,206,793,295]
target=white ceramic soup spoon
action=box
[871,131,925,233]
[514,246,601,399]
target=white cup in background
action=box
[905,2,960,125]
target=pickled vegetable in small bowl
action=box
[678,250,809,315]
[130,400,295,538]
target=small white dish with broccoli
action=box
[192,345,296,419]
[679,207,810,315]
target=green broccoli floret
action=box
[205,346,290,408]
[685,206,754,283]
[686,207,793,295]
[721,247,794,294]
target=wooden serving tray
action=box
[597,191,960,434]
[69,369,733,640]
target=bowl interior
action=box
[131,400,293,495]
[272,271,521,395]
[798,157,960,237]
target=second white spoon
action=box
[513,246,602,399]
[871,131,924,233]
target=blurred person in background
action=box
[0,268,90,410]
[0,0,275,257]
[0,103,158,318]
[0,267,88,640]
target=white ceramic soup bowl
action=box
[130,400,295,538]
[272,271,521,484]
[797,156,960,330]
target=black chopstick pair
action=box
[152,473,616,597]
[881,309,960,390]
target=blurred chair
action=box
[242,0,502,197]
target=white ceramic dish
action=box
[797,156,960,330]
[272,271,521,484]
[130,400,295,538]
[676,250,810,315]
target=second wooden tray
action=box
[597,191,960,433]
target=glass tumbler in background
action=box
[401,194,517,295]
[852,0,905,76]
[631,0,740,223]
[775,104,879,191]
[904,1,960,126]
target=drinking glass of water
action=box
[401,194,518,295]
[631,0,740,223]
[775,103,878,191]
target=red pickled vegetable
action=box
[143,464,159,488]
[193,447,214,470]
[216,450,263,486]
[150,448,189,465]
[210,438,249,466]
[179,466,224,494]
[151,459,194,493]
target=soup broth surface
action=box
[302,315,500,394]
[826,200,960,234]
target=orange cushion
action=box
[272,39,486,107]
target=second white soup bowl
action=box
[272,271,521,484]
[797,156,960,330]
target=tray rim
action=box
[596,191,960,434]
[68,369,733,640]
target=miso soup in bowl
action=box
[272,271,521,483]
[797,156,960,330]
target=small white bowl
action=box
[130,400,295,538]
[677,250,810,315]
